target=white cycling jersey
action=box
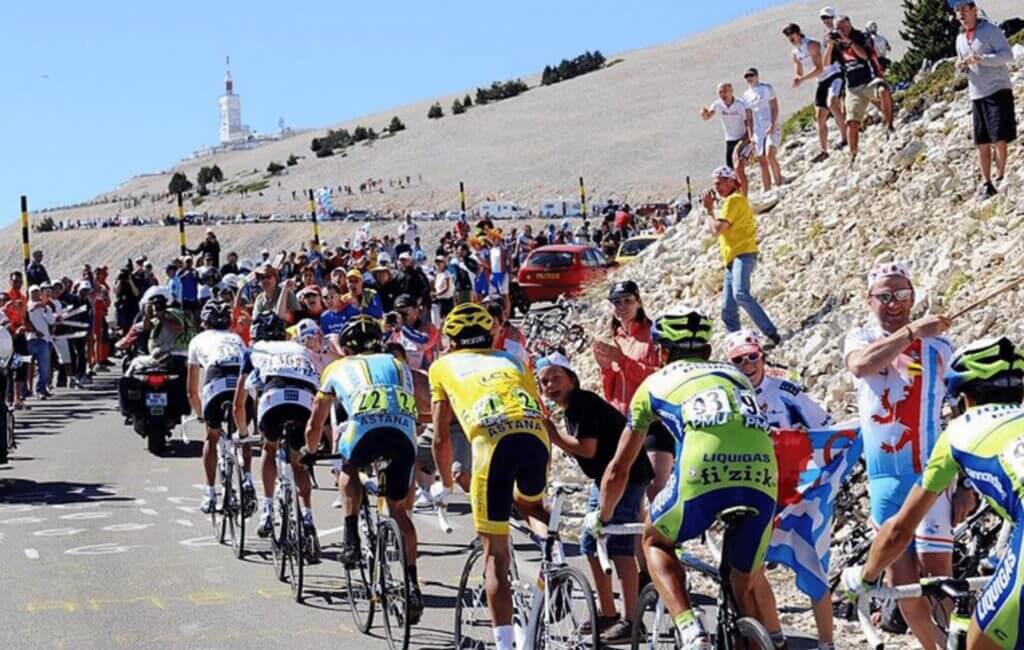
[793,37,831,82]
[242,340,320,398]
[756,375,833,430]
[742,82,776,131]
[187,329,245,369]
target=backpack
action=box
[452,264,473,292]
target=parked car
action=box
[516,244,615,306]
[636,202,671,217]
[538,199,582,218]
[615,234,660,265]
[444,210,466,221]
[410,210,435,221]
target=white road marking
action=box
[317,525,345,540]
[144,486,169,493]
[0,517,45,525]
[34,528,86,537]
[179,535,219,549]
[133,499,147,505]
[140,509,159,517]
[65,543,144,556]
[175,519,194,528]
[177,506,198,515]
[60,512,111,521]
[167,496,201,506]
[52,502,101,510]
[24,548,39,559]
[102,523,154,532]
[0,504,37,513]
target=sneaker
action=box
[332,495,343,509]
[601,618,638,644]
[408,584,425,626]
[810,151,829,164]
[303,517,321,564]
[836,139,848,151]
[414,487,432,509]
[256,509,273,538]
[978,182,998,200]
[340,540,361,567]
[241,480,256,517]
[764,333,783,350]
[80,376,93,386]
[678,623,711,650]
[200,492,216,514]
[68,377,81,389]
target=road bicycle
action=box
[333,457,417,650]
[206,400,259,558]
[855,576,988,649]
[269,421,317,603]
[598,507,774,650]
[454,482,599,649]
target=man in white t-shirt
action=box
[701,82,754,195]
[741,68,784,191]
[784,22,848,163]
[842,262,965,650]
[398,214,419,243]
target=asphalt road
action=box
[0,370,819,650]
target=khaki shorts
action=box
[845,84,874,123]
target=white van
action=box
[538,199,582,218]
[478,201,529,220]
[410,210,436,221]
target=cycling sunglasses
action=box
[730,352,762,365]
[870,289,913,305]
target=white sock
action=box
[493,625,514,650]
[243,472,253,483]
[205,486,216,497]
[261,496,272,510]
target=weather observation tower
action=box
[218,56,248,144]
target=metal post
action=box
[20,196,30,271]
[177,193,186,256]
[308,189,320,246]
[459,181,466,214]
[578,177,586,218]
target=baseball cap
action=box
[398,252,413,262]
[393,294,416,309]
[819,6,836,18]
[712,165,738,181]
[253,262,276,277]
[724,329,763,358]
[951,0,975,7]
[608,280,640,301]
[296,285,320,298]
[346,268,363,280]
[28,284,40,294]
[743,67,759,78]
[535,352,576,374]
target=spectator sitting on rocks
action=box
[954,0,1016,199]
[701,165,780,346]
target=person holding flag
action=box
[726,329,839,650]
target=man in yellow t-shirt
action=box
[701,166,780,347]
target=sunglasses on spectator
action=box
[870,289,913,305]
[730,352,762,364]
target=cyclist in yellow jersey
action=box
[430,302,551,650]
[844,337,1024,649]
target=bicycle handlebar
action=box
[436,504,453,534]
[854,576,988,649]
[595,523,645,575]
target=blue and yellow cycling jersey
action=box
[318,353,418,459]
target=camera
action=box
[829,30,841,41]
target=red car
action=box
[516,244,615,306]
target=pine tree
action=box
[388,116,406,133]
[893,0,960,81]
[452,98,465,114]
[428,103,444,119]
[463,93,472,108]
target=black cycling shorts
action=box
[643,421,676,455]
[257,377,313,450]
[345,427,416,501]
[725,139,742,169]
[815,73,844,109]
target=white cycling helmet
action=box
[865,20,879,34]
[220,273,242,291]
[293,318,321,346]
[140,285,174,307]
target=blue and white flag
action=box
[766,423,863,601]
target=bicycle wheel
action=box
[288,484,305,601]
[346,500,377,633]
[219,459,236,548]
[379,518,411,650]
[734,616,774,650]
[454,540,493,649]
[231,452,246,558]
[272,490,289,582]
[530,566,598,650]
[632,583,677,649]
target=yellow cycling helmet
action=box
[443,302,494,348]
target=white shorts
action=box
[53,338,71,365]
[754,125,782,156]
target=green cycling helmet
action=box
[651,308,712,350]
[946,337,1024,397]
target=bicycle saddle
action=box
[717,506,759,528]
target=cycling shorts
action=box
[974,517,1024,648]
[470,432,549,535]
[648,427,777,573]
[344,427,416,502]
[257,377,315,450]
[201,365,240,429]
[643,421,676,455]
[814,73,844,109]
[868,475,953,554]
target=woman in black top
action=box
[537,354,652,644]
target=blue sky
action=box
[3,0,788,216]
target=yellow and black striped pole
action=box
[459,181,466,214]
[176,192,186,256]
[308,189,320,246]
[20,195,30,271]
[578,177,586,218]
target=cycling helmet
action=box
[865,20,878,34]
[946,337,1024,400]
[220,273,242,292]
[652,308,712,351]
[250,312,287,343]
[140,285,173,310]
[293,318,322,346]
[200,299,232,331]
[443,302,494,349]
[338,315,383,354]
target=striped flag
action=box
[766,423,863,601]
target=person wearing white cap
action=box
[725,329,834,649]
[701,167,781,346]
[843,262,963,650]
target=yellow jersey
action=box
[717,193,759,266]
[428,349,548,443]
